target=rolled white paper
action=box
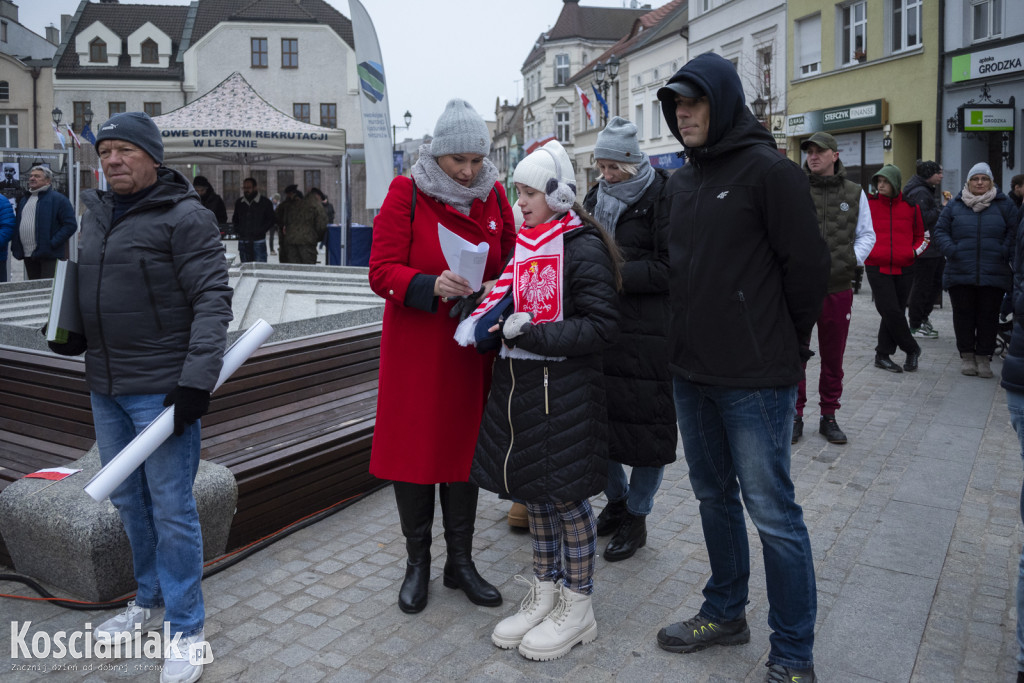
[84,319,275,502]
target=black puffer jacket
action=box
[1001,213,1024,392]
[471,224,619,503]
[583,170,677,468]
[902,174,943,259]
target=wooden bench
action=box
[0,323,383,564]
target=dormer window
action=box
[90,38,108,63]
[141,39,158,64]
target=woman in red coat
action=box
[368,99,516,614]
[866,164,927,373]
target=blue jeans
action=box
[1006,389,1024,671]
[605,463,664,516]
[673,378,816,669]
[90,393,205,638]
[238,239,268,263]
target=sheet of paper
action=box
[438,223,489,291]
[84,319,275,502]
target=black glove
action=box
[162,386,211,436]
[798,344,815,363]
[46,331,88,356]
[448,286,486,322]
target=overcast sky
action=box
[17,0,669,139]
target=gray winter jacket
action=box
[77,167,232,395]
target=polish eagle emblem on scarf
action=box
[516,256,561,322]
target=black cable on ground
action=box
[0,481,390,611]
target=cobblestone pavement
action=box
[3,283,1022,682]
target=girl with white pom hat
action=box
[457,139,622,661]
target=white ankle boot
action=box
[492,575,559,649]
[518,583,597,661]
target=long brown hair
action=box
[572,202,623,292]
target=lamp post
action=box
[84,107,93,128]
[751,95,768,127]
[51,107,62,127]
[592,54,620,126]
[392,110,412,176]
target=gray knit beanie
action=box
[429,99,490,157]
[594,116,641,163]
[967,162,993,181]
[94,111,164,164]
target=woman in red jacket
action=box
[368,99,516,614]
[866,164,927,373]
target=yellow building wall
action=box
[786,0,941,176]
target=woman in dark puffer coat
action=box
[581,116,676,563]
[933,162,1018,378]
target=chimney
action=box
[45,24,60,45]
[61,14,72,37]
[0,0,18,23]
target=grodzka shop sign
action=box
[958,104,1014,132]
[952,42,1024,83]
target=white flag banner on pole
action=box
[350,0,393,211]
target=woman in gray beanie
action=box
[368,98,516,614]
[581,116,676,562]
[933,161,1019,377]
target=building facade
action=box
[786,0,941,190]
[940,0,1023,191]
[689,0,787,151]
[0,0,58,151]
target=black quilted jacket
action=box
[583,171,677,468]
[470,225,619,503]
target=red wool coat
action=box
[368,176,516,484]
[866,192,925,274]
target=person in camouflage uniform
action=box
[275,184,326,264]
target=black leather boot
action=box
[439,482,502,607]
[603,511,647,562]
[393,481,435,614]
[595,498,627,536]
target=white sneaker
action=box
[93,600,164,643]
[162,629,210,683]
[518,583,597,661]
[491,575,559,649]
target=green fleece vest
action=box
[807,163,862,294]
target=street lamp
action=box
[392,110,412,175]
[592,54,620,126]
[84,107,93,127]
[51,107,62,126]
[751,95,768,126]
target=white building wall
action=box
[627,35,689,161]
[184,22,362,144]
[687,0,788,132]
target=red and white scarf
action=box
[454,211,582,359]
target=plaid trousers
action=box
[526,499,597,595]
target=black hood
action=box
[657,52,775,159]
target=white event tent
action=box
[152,71,346,166]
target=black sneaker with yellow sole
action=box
[656,613,750,653]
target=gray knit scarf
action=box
[410,144,499,216]
[592,156,655,237]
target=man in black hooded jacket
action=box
[652,53,829,683]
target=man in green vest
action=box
[794,131,875,445]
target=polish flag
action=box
[576,85,597,127]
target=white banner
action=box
[350,0,393,211]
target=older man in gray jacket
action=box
[49,111,231,683]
